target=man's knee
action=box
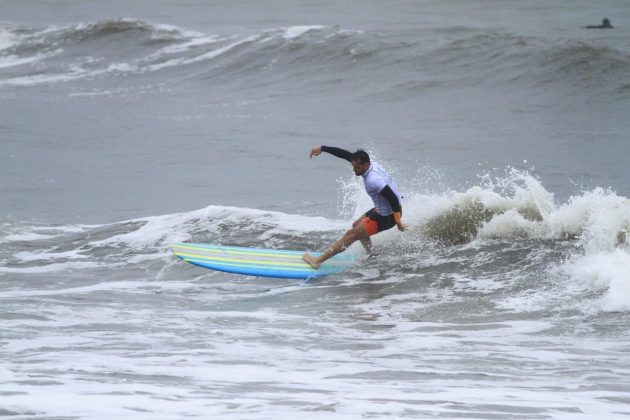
[352,215,366,229]
[350,223,369,240]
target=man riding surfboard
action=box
[303,146,406,269]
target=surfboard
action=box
[170,243,355,279]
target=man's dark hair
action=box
[351,149,370,165]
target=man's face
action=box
[352,160,369,176]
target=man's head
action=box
[351,149,370,176]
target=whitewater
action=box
[2,0,630,418]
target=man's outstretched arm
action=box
[310,146,353,162]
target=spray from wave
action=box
[343,166,630,311]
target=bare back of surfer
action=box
[303,146,406,269]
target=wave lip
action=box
[0,18,210,86]
[405,169,630,251]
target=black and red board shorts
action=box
[361,208,397,236]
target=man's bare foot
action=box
[303,252,322,269]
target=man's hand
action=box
[393,212,407,232]
[309,146,322,158]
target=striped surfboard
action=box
[170,243,356,279]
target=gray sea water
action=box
[2,1,630,418]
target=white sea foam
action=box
[1,59,144,86]
[13,249,88,262]
[5,310,617,419]
[2,224,95,243]
[153,22,204,39]
[561,249,630,312]
[68,90,118,97]
[390,169,630,249]
[159,34,221,54]
[0,27,16,52]
[0,261,103,274]
[1,69,87,87]
[0,280,195,299]
[0,51,58,69]
[282,25,325,40]
[92,204,347,250]
[2,232,56,242]
[33,225,95,233]
[145,35,258,71]
[0,28,63,69]
[340,166,630,314]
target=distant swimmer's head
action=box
[351,149,371,176]
[586,18,613,29]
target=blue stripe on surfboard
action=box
[178,255,350,277]
[183,260,333,280]
[181,257,335,279]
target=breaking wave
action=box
[2,167,629,311]
[1,19,628,97]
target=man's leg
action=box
[353,216,373,255]
[303,222,370,269]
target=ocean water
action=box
[2,1,630,418]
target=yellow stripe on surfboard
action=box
[172,243,307,260]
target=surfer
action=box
[303,146,406,269]
[585,18,613,29]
